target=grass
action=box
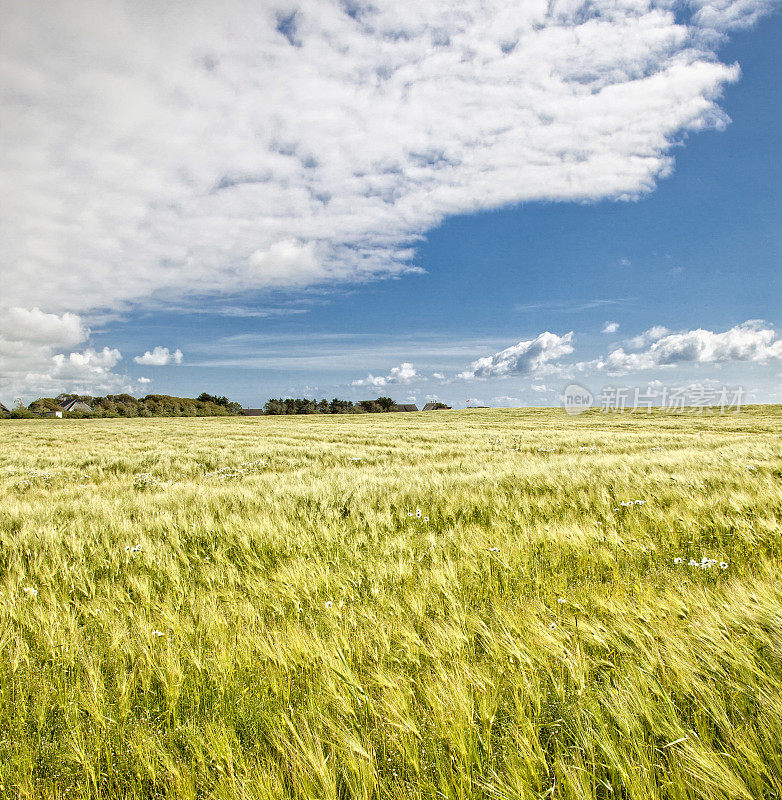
[0,406,781,800]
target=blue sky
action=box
[1,0,780,408]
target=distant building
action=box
[45,411,63,418]
[59,399,92,414]
[392,404,419,412]
[0,402,10,418]
[242,408,265,416]
[422,402,452,411]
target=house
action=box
[242,408,265,416]
[422,402,452,411]
[59,399,92,414]
[44,410,63,418]
[0,402,10,418]
[392,403,419,412]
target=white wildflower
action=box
[325,600,333,609]
[674,557,684,564]
[557,597,567,605]
[23,586,38,598]
[720,562,728,570]
[416,509,422,518]
[151,630,165,638]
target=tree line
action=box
[9,393,243,418]
[3,393,435,418]
[262,396,397,414]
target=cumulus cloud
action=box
[593,320,782,373]
[626,325,670,348]
[0,307,131,399]
[2,0,774,317]
[458,332,574,380]
[51,348,122,379]
[0,307,86,347]
[133,347,184,366]
[602,321,620,334]
[352,361,417,387]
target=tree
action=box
[375,396,396,412]
[197,392,231,407]
[264,399,285,415]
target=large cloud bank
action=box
[2,0,776,317]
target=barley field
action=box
[1,408,781,800]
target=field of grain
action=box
[1,408,781,800]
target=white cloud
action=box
[493,395,520,405]
[465,398,482,405]
[0,307,85,347]
[458,332,574,380]
[138,376,151,384]
[602,321,620,333]
[0,307,131,400]
[246,239,326,286]
[626,325,670,348]
[133,347,184,366]
[593,320,782,373]
[690,0,778,32]
[51,347,122,379]
[2,0,772,317]
[432,372,446,381]
[352,361,417,387]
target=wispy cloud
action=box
[515,298,632,313]
[602,321,620,334]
